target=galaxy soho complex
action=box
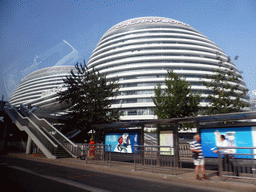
[9,17,249,120]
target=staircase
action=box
[4,103,78,159]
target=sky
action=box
[0,0,256,100]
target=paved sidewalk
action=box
[4,153,256,192]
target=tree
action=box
[200,53,249,115]
[152,70,201,127]
[58,61,120,134]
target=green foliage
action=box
[58,60,120,132]
[152,70,201,129]
[144,129,157,133]
[200,53,249,115]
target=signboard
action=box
[160,130,174,155]
[108,18,190,32]
[201,127,256,159]
[105,132,139,153]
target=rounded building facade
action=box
[87,17,249,121]
[9,66,75,116]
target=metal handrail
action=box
[217,147,256,149]
[20,104,78,157]
[134,145,176,175]
[5,104,58,157]
[135,145,173,148]
[7,105,58,148]
[217,146,256,184]
[76,143,111,166]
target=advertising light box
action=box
[105,132,139,153]
[200,127,256,159]
[160,131,174,155]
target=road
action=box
[0,156,227,192]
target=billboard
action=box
[105,132,139,153]
[160,131,174,155]
[201,127,256,159]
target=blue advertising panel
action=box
[105,132,139,153]
[201,127,256,159]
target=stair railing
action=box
[4,103,58,158]
[20,104,78,157]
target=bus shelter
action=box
[93,111,256,168]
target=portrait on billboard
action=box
[114,133,132,153]
[201,127,256,159]
[105,132,139,153]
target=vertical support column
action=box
[157,124,160,145]
[0,122,8,153]
[173,122,180,168]
[141,124,144,165]
[104,128,106,145]
[26,136,32,154]
[140,124,144,145]
[195,121,200,133]
[156,124,160,166]
[1,114,11,154]
[252,148,256,185]
[109,145,111,167]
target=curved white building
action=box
[87,17,249,121]
[9,66,75,115]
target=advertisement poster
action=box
[201,127,256,159]
[160,131,174,155]
[105,132,139,153]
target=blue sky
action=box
[1,0,256,100]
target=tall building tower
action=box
[87,17,249,121]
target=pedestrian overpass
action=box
[0,101,78,159]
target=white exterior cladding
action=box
[87,17,249,121]
[9,66,75,114]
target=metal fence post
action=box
[218,149,223,181]
[85,144,88,164]
[250,149,253,177]
[157,146,160,167]
[173,124,179,168]
[109,145,111,167]
[151,146,153,172]
[253,151,256,185]
[174,146,177,175]
[134,145,136,171]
